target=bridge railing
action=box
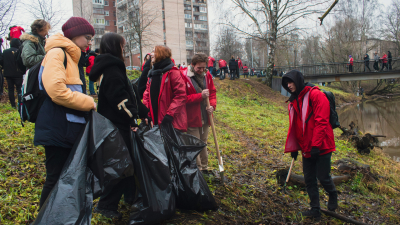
[253,57,400,77]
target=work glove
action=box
[291,151,298,161]
[310,147,320,159]
[162,114,174,124]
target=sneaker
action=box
[300,208,321,221]
[328,192,338,211]
[93,207,122,219]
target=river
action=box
[337,97,400,162]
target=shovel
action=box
[206,97,225,184]
[283,158,295,193]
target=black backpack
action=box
[14,42,38,73]
[305,88,341,129]
[18,49,67,126]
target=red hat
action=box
[62,17,95,40]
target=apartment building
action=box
[116,0,210,66]
[73,0,117,49]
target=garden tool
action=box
[283,158,295,193]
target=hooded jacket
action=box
[229,58,237,70]
[243,65,249,73]
[208,56,215,67]
[10,26,25,39]
[1,38,24,78]
[381,54,388,64]
[89,53,149,130]
[20,32,46,69]
[143,63,187,132]
[236,59,243,69]
[364,54,370,64]
[388,51,392,60]
[218,59,227,68]
[282,70,335,158]
[349,57,353,66]
[34,33,95,148]
[181,66,217,128]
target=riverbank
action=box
[0,77,399,224]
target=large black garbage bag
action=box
[129,125,176,225]
[33,111,134,225]
[160,123,218,211]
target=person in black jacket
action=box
[89,32,150,219]
[137,55,152,100]
[228,56,237,80]
[0,38,24,107]
[364,54,371,72]
[388,51,392,70]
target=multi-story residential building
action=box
[116,0,210,67]
[73,0,117,50]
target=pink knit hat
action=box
[62,17,95,40]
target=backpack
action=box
[14,42,38,73]
[18,49,67,126]
[305,87,341,129]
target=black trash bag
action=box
[129,124,176,225]
[33,111,134,225]
[160,123,218,211]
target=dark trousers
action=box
[236,68,240,78]
[244,72,249,78]
[349,65,353,72]
[220,67,227,80]
[230,69,236,80]
[373,62,379,71]
[389,60,392,70]
[0,70,4,95]
[40,146,72,208]
[303,152,337,210]
[364,63,371,72]
[97,129,136,211]
[208,66,214,77]
[381,63,388,71]
[6,77,23,107]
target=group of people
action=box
[349,51,393,73]
[210,56,254,80]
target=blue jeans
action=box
[209,67,214,77]
[89,80,96,95]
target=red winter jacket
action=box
[284,86,336,158]
[381,54,388,64]
[208,56,215,67]
[181,67,217,128]
[218,59,227,68]
[143,67,187,132]
[349,57,354,66]
[243,66,249,73]
[10,26,25,39]
[237,59,243,69]
[86,55,95,74]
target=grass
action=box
[0,77,399,224]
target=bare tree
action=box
[214,27,243,61]
[73,0,93,23]
[24,0,65,30]
[0,0,17,37]
[120,0,160,65]
[227,0,331,87]
[382,0,400,54]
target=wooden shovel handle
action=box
[206,97,223,167]
[286,158,295,183]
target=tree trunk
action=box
[264,0,278,88]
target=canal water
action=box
[337,97,400,162]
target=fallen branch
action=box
[276,170,351,187]
[320,209,369,225]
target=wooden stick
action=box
[321,209,369,225]
[286,158,295,183]
[206,98,224,176]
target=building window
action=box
[184,5,191,11]
[185,22,192,28]
[164,33,166,40]
[105,20,110,26]
[200,7,206,12]
[114,20,116,25]
[95,19,105,24]
[93,0,103,4]
[199,16,207,21]
[186,40,193,46]
[162,11,165,19]
[162,0,164,9]
[113,11,116,17]
[93,8,104,14]
[163,21,165,30]
[104,0,109,5]
[113,1,115,6]
[194,23,207,30]
[105,11,109,16]
[186,31,192,37]
[185,14,192,19]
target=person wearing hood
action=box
[348,55,353,72]
[381,53,388,71]
[373,52,380,71]
[86,48,99,95]
[364,54,371,72]
[218,58,228,80]
[208,56,215,77]
[137,54,152,100]
[181,53,217,173]
[228,56,237,80]
[388,51,392,70]
[89,32,150,219]
[282,70,337,220]
[20,19,50,70]
[143,45,187,131]
[34,17,96,208]
[0,38,24,108]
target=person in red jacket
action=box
[381,53,388,71]
[9,26,25,40]
[181,53,217,173]
[143,45,187,131]
[86,48,99,95]
[208,56,215,77]
[348,55,353,72]
[218,59,228,80]
[282,70,337,220]
[236,56,242,78]
[242,64,249,78]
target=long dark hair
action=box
[100,32,125,61]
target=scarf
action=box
[190,69,208,125]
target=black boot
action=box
[300,208,321,221]
[328,192,338,211]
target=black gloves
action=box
[310,147,320,159]
[146,116,152,124]
[291,151,298,161]
[162,115,173,124]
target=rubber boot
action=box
[300,208,321,221]
[328,191,338,211]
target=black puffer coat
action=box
[229,58,237,70]
[1,38,24,78]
